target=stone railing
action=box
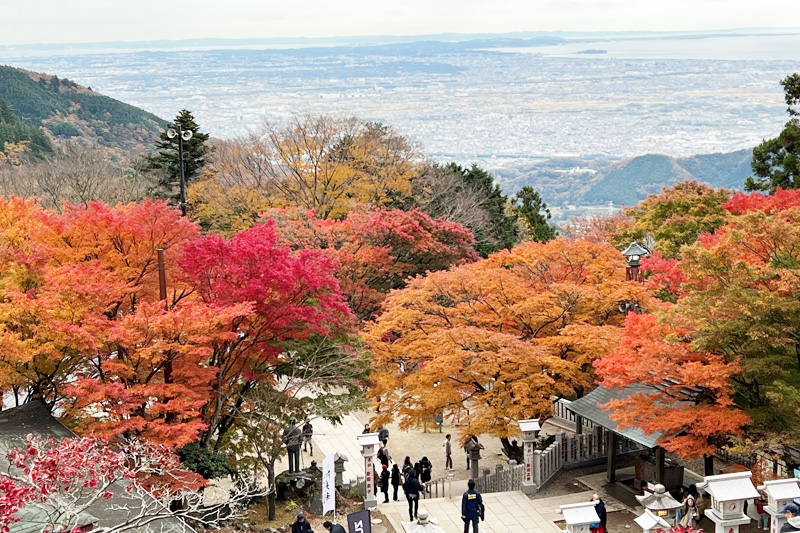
[552,398,597,431]
[475,460,525,494]
[422,475,451,499]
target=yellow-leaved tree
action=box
[363,238,657,452]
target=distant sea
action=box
[494,33,800,61]
[1,30,798,166]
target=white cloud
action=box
[0,0,798,45]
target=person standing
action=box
[323,521,347,533]
[403,470,421,520]
[591,493,607,533]
[419,456,432,490]
[377,441,391,467]
[380,464,390,503]
[402,456,413,481]
[680,496,700,528]
[292,513,313,533]
[391,464,401,501]
[302,420,313,456]
[756,494,768,530]
[362,423,371,434]
[461,479,483,533]
[379,426,389,445]
[444,434,453,470]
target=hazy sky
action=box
[1,0,798,46]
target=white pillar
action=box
[358,433,380,510]
[519,418,540,496]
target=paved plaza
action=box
[300,412,630,533]
[378,489,623,533]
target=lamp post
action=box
[621,241,649,282]
[166,126,193,217]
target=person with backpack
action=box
[377,442,391,467]
[461,479,483,533]
[391,464,401,501]
[403,469,421,520]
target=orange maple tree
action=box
[364,238,655,442]
[594,313,750,458]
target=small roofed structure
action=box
[698,471,758,533]
[636,484,682,523]
[558,501,601,533]
[519,418,541,436]
[758,478,800,533]
[759,478,800,514]
[635,509,671,533]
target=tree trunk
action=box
[704,455,714,476]
[500,437,523,463]
[267,463,277,521]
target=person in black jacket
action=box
[391,464,401,501]
[461,479,483,533]
[592,494,607,533]
[402,456,413,481]
[292,513,313,533]
[403,470,421,520]
[323,521,346,533]
[380,464,390,503]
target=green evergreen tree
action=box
[148,109,210,198]
[745,74,800,193]
[513,185,557,243]
[447,163,519,255]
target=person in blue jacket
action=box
[461,479,483,533]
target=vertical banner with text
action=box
[322,453,336,516]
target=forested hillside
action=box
[0,98,51,155]
[0,65,165,152]
[498,149,753,206]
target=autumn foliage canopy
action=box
[0,197,354,449]
[365,238,655,438]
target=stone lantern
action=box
[697,471,759,533]
[636,484,683,524]
[635,509,671,533]
[558,501,601,533]
[358,432,380,510]
[621,242,649,282]
[758,478,800,533]
[519,418,541,496]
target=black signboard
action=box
[347,510,372,533]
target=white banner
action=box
[322,453,336,516]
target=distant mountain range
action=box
[497,149,754,207]
[0,65,165,154]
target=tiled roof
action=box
[565,385,663,448]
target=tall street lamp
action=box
[166,126,193,216]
